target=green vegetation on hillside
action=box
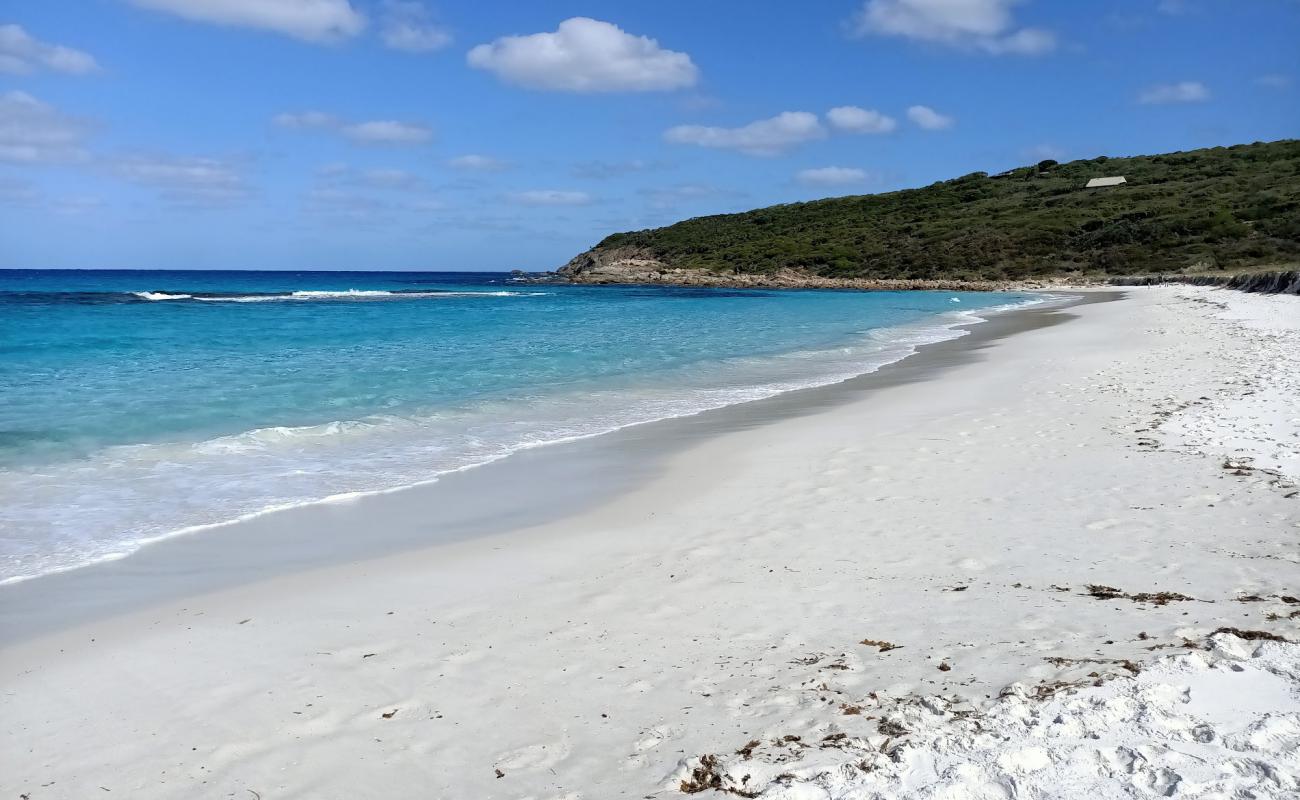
[595,140,1300,280]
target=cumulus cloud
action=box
[111,154,248,205]
[907,104,954,130]
[826,105,897,134]
[448,154,508,171]
[341,120,432,144]
[1137,81,1210,104]
[467,17,698,92]
[853,0,1056,56]
[380,0,451,52]
[506,189,592,206]
[0,91,91,163]
[273,112,432,145]
[128,0,365,43]
[0,24,100,75]
[796,166,872,186]
[664,111,826,157]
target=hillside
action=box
[559,140,1300,284]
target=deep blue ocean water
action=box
[0,269,1036,583]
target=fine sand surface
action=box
[2,286,1298,799]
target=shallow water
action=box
[0,269,1035,583]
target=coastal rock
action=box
[1111,269,1300,295]
[557,247,1088,292]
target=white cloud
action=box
[1256,74,1292,90]
[341,120,433,144]
[796,166,872,186]
[467,17,698,92]
[1137,81,1210,104]
[272,110,339,129]
[853,0,1056,56]
[664,111,826,157]
[380,1,451,52]
[303,163,440,222]
[573,159,669,179]
[506,189,592,206]
[0,24,100,75]
[274,112,432,145]
[0,91,90,163]
[1022,143,1065,161]
[826,105,897,134]
[448,154,508,171]
[907,104,954,130]
[639,183,733,210]
[0,175,39,206]
[359,168,424,189]
[112,154,247,205]
[128,0,365,43]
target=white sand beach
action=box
[3,286,1298,799]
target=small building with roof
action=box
[1085,176,1127,188]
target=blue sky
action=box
[1,0,1296,271]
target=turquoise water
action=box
[0,270,1036,583]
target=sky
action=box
[0,0,1296,272]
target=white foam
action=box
[192,289,545,302]
[134,291,193,301]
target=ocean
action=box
[0,269,1037,584]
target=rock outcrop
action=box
[555,247,1091,292]
[1111,270,1300,295]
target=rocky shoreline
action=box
[1111,269,1300,295]
[515,245,1300,296]
[518,247,1096,292]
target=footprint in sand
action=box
[496,739,572,771]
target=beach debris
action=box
[1223,456,1255,475]
[1212,627,1291,642]
[1044,655,1141,674]
[1083,584,1195,605]
[237,618,251,625]
[362,653,376,658]
[494,768,505,779]
[877,718,909,737]
[937,662,952,672]
[859,639,900,652]
[381,708,399,719]
[679,754,724,794]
